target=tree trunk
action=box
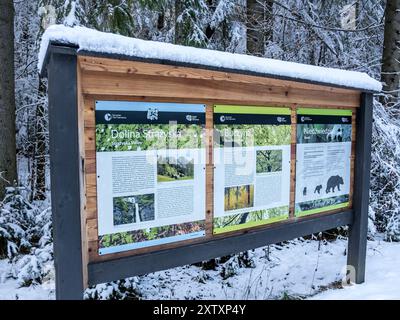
[157,12,165,31]
[0,0,17,198]
[381,0,400,102]
[246,0,273,56]
[247,0,264,56]
[264,1,274,45]
[174,0,185,45]
[33,79,47,200]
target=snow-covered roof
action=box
[39,25,382,92]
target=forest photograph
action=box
[157,155,195,182]
[256,150,282,173]
[295,194,350,216]
[2,0,400,303]
[224,184,254,211]
[96,123,204,152]
[113,193,155,226]
[214,206,288,233]
[215,124,291,147]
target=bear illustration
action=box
[303,187,307,196]
[326,175,344,193]
[314,185,322,194]
[327,125,343,142]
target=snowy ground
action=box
[0,238,399,300]
[311,240,400,300]
[0,259,54,300]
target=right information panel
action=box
[295,108,352,217]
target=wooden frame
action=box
[79,55,358,263]
[43,43,373,299]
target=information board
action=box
[95,101,206,255]
[295,108,352,217]
[213,105,291,234]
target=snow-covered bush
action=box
[193,270,214,284]
[6,244,53,287]
[84,277,141,300]
[220,251,255,280]
[0,186,53,286]
[369,98,400,241]
[0,187,40,258]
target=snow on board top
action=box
[39,25,382,92]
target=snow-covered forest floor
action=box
[1,238,399,300]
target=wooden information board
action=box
[43,48,373,299]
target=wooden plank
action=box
[205,105,214,237]
[88,240,98,261]
[80,71,360,108]
[84,103,95,128]
[86,196,97,221]
[86,173,97,198]
[77,65,89,289]
[83,97,99,258]
[289,105,297,218]
[85,129,96,152]
[349,109,357,208]
[86,149,96,160]
[85,157,96,174]
[78,56,360,96]
[87,218,98,241]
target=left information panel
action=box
[95,101,206,255]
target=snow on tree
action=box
[370,100,400,241]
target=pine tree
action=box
[174,0,210,47]
[83,0,135,36]
[208,0,245,53]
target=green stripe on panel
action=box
[297,108,352,116]
[214,105,291,115]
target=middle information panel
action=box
[95,101,206,255]
[213,105,292,234]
